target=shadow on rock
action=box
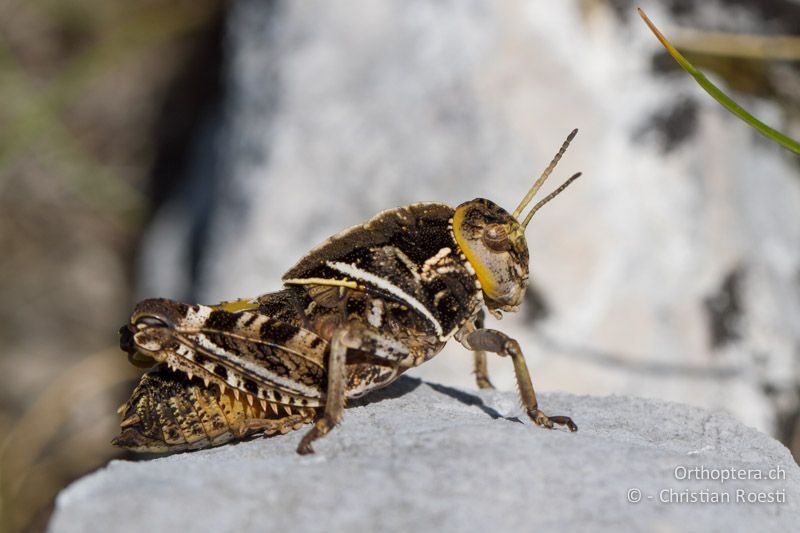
[349,375,424,406]
[425,382,522,423]
[354,377,520,423]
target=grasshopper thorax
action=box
[453,199,529,312]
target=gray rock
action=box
[50,379,800,533]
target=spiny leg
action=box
[471,310,494,389]
[461,328,577,432]
[235,414,311,437]
[297,327,349,454]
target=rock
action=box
[137,0,800,443]
[50,378,800,533]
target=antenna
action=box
[512,128,578,220]
[522,172,582,229]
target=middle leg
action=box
[296,327,350,454]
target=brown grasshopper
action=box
[115,130,582,454]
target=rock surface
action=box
[50,378,799,532]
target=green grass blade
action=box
[638,8,800,155]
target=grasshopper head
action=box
[120,298,186,368]
[453,130,581,313]
[453,199,529,312]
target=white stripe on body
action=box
[326,260,445,339]
[187,333,322,398]
[184,305,212,327]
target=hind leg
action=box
[235,414,312,437]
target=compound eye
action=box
[134,315,169,329]
[482,224,510,252]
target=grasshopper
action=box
[115,130,582,454]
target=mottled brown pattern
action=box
[118,168,581,453]
[114,364,316,453]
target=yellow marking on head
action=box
[283,277,360,290]
[452,207,501,299]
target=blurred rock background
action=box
[1,0,799,531]
[0,1,226,531]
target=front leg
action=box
[471,310,494,389]
[461,328,577,432]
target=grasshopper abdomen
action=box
[114,364,316,453]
